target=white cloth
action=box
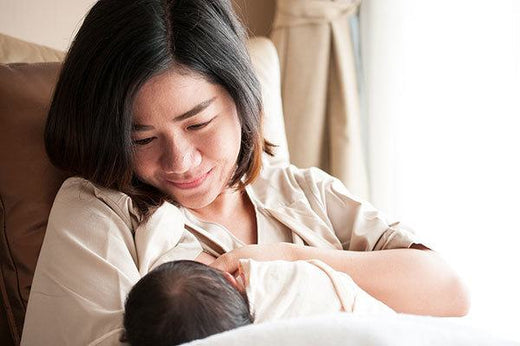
[22,163,418,345]
[182,313,518,346]
[239,259,394,323]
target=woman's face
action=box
[132,69,242,210]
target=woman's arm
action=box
[210,243,470,317]
[22,178,203,345]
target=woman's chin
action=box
[167,187,219,211]
[175,197,214,211]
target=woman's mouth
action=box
[166,169,212,190]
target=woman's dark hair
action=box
[122,260,253,346]
[45,0,273,219]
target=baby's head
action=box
[123,260,252,346]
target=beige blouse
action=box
[22,163,418,345]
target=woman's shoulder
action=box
[58,176,129,200]
[52,176,141,228]
[257,163,336,189]
[250,163,338,205]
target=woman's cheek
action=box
[200,127,229,155]
[133,149,155,178]
[216,118,241,155]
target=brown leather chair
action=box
[1,33,66,346]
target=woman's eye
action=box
[133,137,155,146]
[187,118,214,130]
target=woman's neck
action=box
[188,187,258,245]
[188,188,245,222]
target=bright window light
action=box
[361,0,520,342]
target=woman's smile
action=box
[165,168,213,190]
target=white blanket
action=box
[183,313,518,346]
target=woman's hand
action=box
[194,251,217,265]
[210,242,298,274]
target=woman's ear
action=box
[222,271,245,294]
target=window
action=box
[361,0,520,341]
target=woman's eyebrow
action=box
[133,97,216,131]
[174,97,216,122]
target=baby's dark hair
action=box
[123,260,253,346]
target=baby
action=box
[122,260,252,346]
[123,259,393,346]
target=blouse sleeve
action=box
[302,167,420,251]
[21,178,202,345]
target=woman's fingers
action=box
[194,251,217,265]
[210,243,298,273]
[210,251,238,273]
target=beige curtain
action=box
[270,0,369,199]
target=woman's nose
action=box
[161,136,202,174]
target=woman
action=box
[22,0,469,344]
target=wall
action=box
[0,0,275,51]
[0,0,96,50]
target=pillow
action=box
[0,33,64,63]
[0,62,68,345]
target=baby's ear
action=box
[222,271,245,293]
